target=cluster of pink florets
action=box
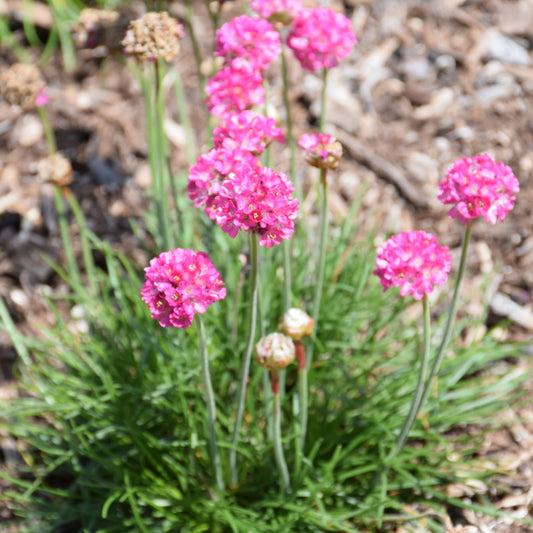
[206,4,356,114]
[374,231,452,301]
[213,110,285,154]
[141,249,226,328]
[287,7,357,71]
[188,147,298,247]
[374,154,519,300]
[438,154,519,225]
[215,15,282,72]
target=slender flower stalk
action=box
[194,315,225,491]
[230,233,259,487]
[140,248,226,490]
[255,332,295,491]
[319,68,327,131]
[272,371,290,491]
[390,294,431,459]
[279,308,313,463]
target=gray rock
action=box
[484,31,531,66]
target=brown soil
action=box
[1,0,533,531]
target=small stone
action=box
[12,115,43,147]
[483,31,531,66]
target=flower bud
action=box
[255,333,295,371]
[278,308,314,341]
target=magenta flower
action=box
[374,231,451,301]
[287,7,356,71]
[215,15,281,71]
[188,147,260,209]
[206,65,265,116]
[438,155,519,224]
[230,166,299,247]
[213,111,285,154]
[188,149,299,247]
[250,0,302,24]
[298,132,343,170]
[141,249,226,328]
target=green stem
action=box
[272,372,290,492]
[419,224,472,409]
[184,1,205,88]
[230,233,259,487]
[297,365,307,463]
[194,314,225,492]
[281,42,297,195]
[389,294,431,460]
[37,105,56,155]
[54,185,80,287]
[319,69,328,132]
[308,169,328,370]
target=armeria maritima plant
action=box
[141,248,226,491]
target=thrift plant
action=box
[0,2,528,532]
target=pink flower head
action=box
[206,64,265,116]
[213,110,285,154]
[141,248,226,328]
[215,15,281,71]
[250,0,302,25]
[287,7,356,71]
[374,231,451,301]
[298,132,343,170]
[230,166,299,247]
[189,150,298,247]
[438,155,519,224]
[188,147,260,209]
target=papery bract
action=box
[141,249,226,328]
[213,110,285,154]
[206,65,265,116]
[279,308,314,340]
[298,132,342,170]
[215,15,281,71]
[374,231,451,301]
[287,6,356,71]
[438,154,519,224]
[250,0,302,24]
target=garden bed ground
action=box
[1,0,533,530]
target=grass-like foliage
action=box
[0,2,529,532]
[0,211,528,532]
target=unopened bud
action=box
[278,308,314,341]
[255,333,295,371]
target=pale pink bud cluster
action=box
[279,308,314,341]
[188,149,299,247]
[215,15,281,72]
[438,154,519,225]
[255,333,296,371]
[206,65,265,116]
[298,133,343,170]
[287,6,356,71]
[250,0,302,25]
[141,249,226,329]
[213,110,285,155]
[374,231,451,301]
